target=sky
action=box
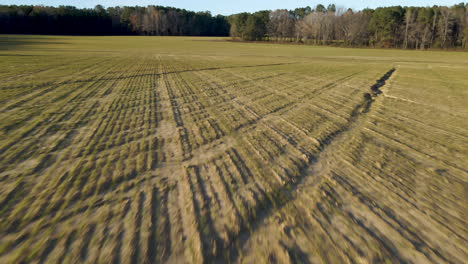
[1,0,464,15]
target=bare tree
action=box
[268,10,295,41]
[416,8,434,49]
[404,8,414,48]
[299,12,324,44]
[321,11,335,44]
[439,7,452,47]
[339,10,370,46]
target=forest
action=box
[229,4,468,49]
[1,3,467,49]
[0,5,230,36]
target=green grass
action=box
[0,35,467,263]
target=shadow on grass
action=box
[0,35,70,51]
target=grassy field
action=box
[0,35,467,263]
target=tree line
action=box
[0,5,229,36]
[229,3,468,49]
[1,3,467,49]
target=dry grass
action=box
[0,35,467,263]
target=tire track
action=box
[216,68,397,262]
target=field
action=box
[0,35,467,263]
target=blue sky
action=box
[1,0,464,15]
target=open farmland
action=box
[0,35,467,263]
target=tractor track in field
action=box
[3,43,466,264]
[216,68,397,263]
[58,62,297,84]
[2,34,467,264]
